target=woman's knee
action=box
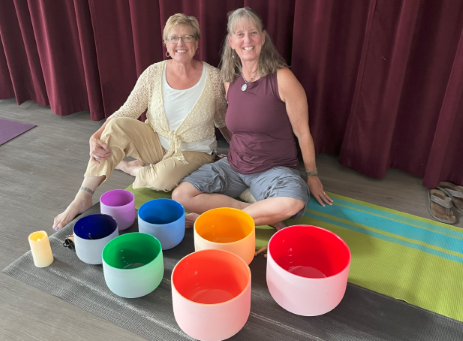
[101,117,128,142]
[278,198,306,218]
[171,184,183,203]
[107,117,131,127]
[172,183,189,202]
[172,182,198,205]
[104,117,132,134]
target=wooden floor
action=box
[0,98,462,340]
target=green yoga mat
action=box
[126,184,463,322]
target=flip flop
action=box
[428,189,456,224]
[437,181,463,214]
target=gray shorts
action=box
[180,158,310,219]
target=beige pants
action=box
[84,117,215,191]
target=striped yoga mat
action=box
[126,185,463,322]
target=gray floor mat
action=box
[4,203,463,341]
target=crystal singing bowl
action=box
[172,249,251,341]
[194,207,255,265]
[100,189,135,230]
[102,233,163,298]
[73,213,119,265]
[138,198,185,250]
[267,224,351,316]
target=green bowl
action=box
[102,233,163,298]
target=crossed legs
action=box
[172,182,305,229]
[53,118,164,230]
[53,118,214,230]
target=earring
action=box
[232,50,235,58]
[166,51,170,57]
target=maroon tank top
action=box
[226,72,299,174]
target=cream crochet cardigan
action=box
[109,60,227,163]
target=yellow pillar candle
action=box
[28,231,54,268]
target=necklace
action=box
[241,71,257,91]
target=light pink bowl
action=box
[267,225,351,316]
[172,249,251,341]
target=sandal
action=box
[437,181,463,214]
[62,235,75,251]
[428,189,456,224]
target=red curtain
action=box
[337,0,463,188]
[0,0,462,188]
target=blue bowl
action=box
[73,214,119,264]
[138,199,185,250]
[74,214,118,240]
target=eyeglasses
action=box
[166,35,196,43]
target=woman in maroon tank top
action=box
[174,8,332,235]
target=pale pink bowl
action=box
[267,225,351,316]
[172,249,251,341]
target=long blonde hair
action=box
[220,7,288,83]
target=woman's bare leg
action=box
[242,197,303,227]
[172,182,250,228]
[173,183,305,229]
[53,176,105,231]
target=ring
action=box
[93,154,99,160]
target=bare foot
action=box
[115,159,145,176]
[255,246,268,256]
[270,221,286,231]
[254,221,286,258]
[53,197,93,231]
[185,212,200,229]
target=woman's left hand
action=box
[307,176,333,207]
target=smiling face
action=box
[228,18,265,64]
[165,25,198,64]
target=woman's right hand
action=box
[89,136,111,164]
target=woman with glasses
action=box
[53,13,230,230]
[173,8,332,232]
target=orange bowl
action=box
[194,207,255,264]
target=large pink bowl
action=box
[172,249,251,341]
[267,225,351,316]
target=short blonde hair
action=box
[220,8,287,83]
[163,13,200,42]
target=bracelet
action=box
[305,169,318,177]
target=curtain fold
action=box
[338,0,463,187]
[0,42,15,99]
[0,0,103,118]
[0,0,48,106]
[72,0,104,119]
[423,26,463,188]
[0,0,462,188]
[292,0,372,154]
[88,0,138,120]
[339,0,421,176]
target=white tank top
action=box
[159,63,217,154]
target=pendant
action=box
[241,84,247,91]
